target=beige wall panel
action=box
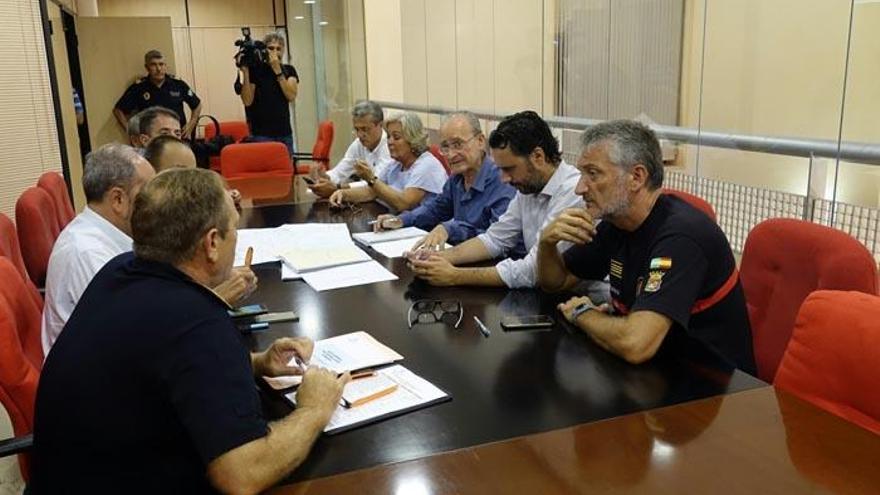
[96,0,187,26]
[423,0,456,128]
[47,1,85,210]
[364,0,404,102]
[188,0,275,27]
[841,3,880,144]
[492,0,543,114]
[77,16,175,147]
[399,0,427,110]
[346,0,368,103]
[288,1,317,152]
[455,0,495,113]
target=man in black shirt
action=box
[537,120,756,375]
[235,33,299,156]
[31,169,348,494]
[114,50,202,137]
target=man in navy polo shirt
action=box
[536,120,755,375]
[31,169,349,493]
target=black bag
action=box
[190,115,236,169]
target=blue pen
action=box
[242,322,269,332]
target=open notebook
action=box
[352,227,451,259]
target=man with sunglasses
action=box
[372,112,517,252]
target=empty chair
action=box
[740,218,878,382]
[220,142,292,179]
[775,290,880,434]
[430,144,451,176]
[663,188,716,221]
[15,187,60,287]
[292,120,334,174]
[0,213,42,310]
[37,172,75,230]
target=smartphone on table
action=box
[500,314,554,332]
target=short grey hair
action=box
[263,32,286,47]
[137,106,180,135]
[127,114,140,138]
[82,143,143,203]
[385,112,429,156]
[580,119,664,190]
[144,49,163,64]
[351,101,384,124]
[441,111,483,136]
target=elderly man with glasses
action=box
[373,111,517,251]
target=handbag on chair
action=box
[189,115,236,169]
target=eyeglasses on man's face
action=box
[439,134,479,155]
[407,299,463,329]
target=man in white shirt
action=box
[409,110,584,288]
[307,100,394,198]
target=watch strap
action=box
[570,302,594,321]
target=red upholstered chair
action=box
[292,120,334,175]
[663,188,716,221]
[220,142,293,179]
[740,218,878,382]
[36,172,75,230]
[204,120,250,172]
[15,187,61,287]
[430,144,451,176]
[775,290,880,434]
[0,257,43,479]
[0,213,42,310]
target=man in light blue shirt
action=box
[374,112,517,250]
[410,110,583,288]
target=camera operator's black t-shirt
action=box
[234,63,298,137]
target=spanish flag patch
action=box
[649,257,672,270]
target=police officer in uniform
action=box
[114,50,202,139]
[537,120,756,376]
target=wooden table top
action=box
[269,387,880,494]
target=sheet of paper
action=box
[285,365,448,433]
[234,228,286,266]
[280,245,372,272]
[264,331,404,389]
[301,260,397,292]
[352,227,428,246]
[277,223,374,272]
[280,261,301,281]
[371,238,452,259]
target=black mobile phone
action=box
[228,303,268,319]
[302,176,316,185]
[500,315,554,332]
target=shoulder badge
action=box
[143,92,151,101]
[644,270,665,292]
[649,257,672,270]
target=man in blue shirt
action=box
[374,111,517,251]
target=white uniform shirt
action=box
[327,130,395,186]
[41,206,132,356]
[477,161,584,288]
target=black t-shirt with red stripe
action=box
[562,194,756,375]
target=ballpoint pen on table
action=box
[473,316,491,338]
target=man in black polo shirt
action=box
[31,169,348,493]
[536,120,756,375]
[114,49,202,138]
[234,32,299,156]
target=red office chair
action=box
[0,213,42,311]
[740,218,878,382]
[15,187,61,287]
[663,188,716,221]
[430,144,451,176]
[220,142,293,179]
[36,172,75,230]
[0,257,43,480]
[775,290,880,434]
[204,120,250,172]
[292,120,334,175]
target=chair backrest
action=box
[204,120,250,143]
[312,120,335,160]
[663,188,716,221]
[775,290,880,434]
[15,187,60,287]
[740,218,879,381]
[220,142,293,179]
[36,172,75,230]
[429,144,451,176]
[0,213,42,311]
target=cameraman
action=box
[234,32,299,156]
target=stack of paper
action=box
[352,227,451,258]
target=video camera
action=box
[234,27,268,68]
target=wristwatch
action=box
[570,302,594,322]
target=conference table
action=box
[229,176,880,493]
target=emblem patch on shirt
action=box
[170,91,181,97]
[644,270,665,292]
[649,257,672,270]
[610,259,623,279]
[142,92,151,100]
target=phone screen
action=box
[302,177,316,185]
[228,304,268,319]
[500,315,554,331]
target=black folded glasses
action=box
[407,299,463,329]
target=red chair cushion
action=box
[37,172,75,230]
[0,213,42,310]
[430,145,451,176]
[775,290,880,434]
[15,187,60,287]
[741,219,878,381]
[204,120,250,142]
[220,142,293,179]
[663,188,715,221]
[295,121,335,175]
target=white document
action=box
[280,262,302,281]
[264,331,403,390]
[352,227,428,246]
[284,365,449,434]
[278,223,373,272]
[301,260,397,292]
[234,228,286,266]
[370,238,452,259]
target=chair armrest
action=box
[0,434,33,457]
